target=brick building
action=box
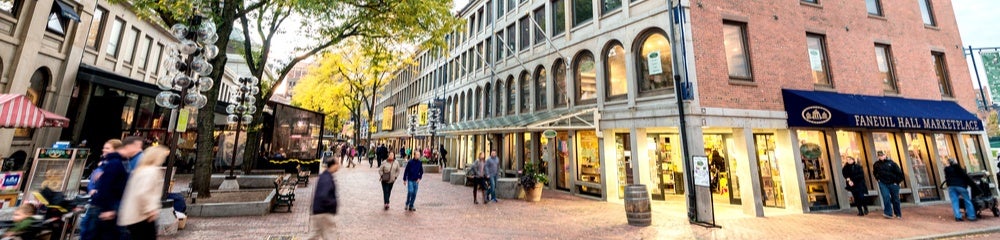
[372,0,995,218]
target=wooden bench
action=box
[272,174,296,212]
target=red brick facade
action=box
[691,0,976,113]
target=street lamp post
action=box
[225,76,260,179]
[156,13,220,196]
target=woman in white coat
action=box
[118,146,169,239]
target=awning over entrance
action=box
[782,89,983,131]
[0,94,70,128]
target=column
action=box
[516,133,525,174]
[732,127,764,217]
[826,130,852,211]
[530,132,540,167]
[776,129,807,213]
[630,128,652,194]
[603,130,620,201]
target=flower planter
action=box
[524,185,543,202]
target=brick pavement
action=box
[163,162,1000,240]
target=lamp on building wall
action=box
[225,76,259,179]
[154,12,220,195]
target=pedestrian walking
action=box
[379,152,402,210]
[118,146,169,240]
[399,146,406,161]
[402,153,424,211]
[92,136,142,240]
[80,139,122,240]
[873,151,904,219]
[340,143,349,165]
[469,153,488,205]
[439,144,448,167]
[423,147,432,159]
[943,159,978,222]
[486,150,500,203]
[841,156,868,216]
[125,137,146,173]
[310,159,340,239]
[376,144,389,168]
[347,146,357,168]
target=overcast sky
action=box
[953,0,1000,91]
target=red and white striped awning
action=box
[0,94,70,128]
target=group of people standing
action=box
[80,136,170,240]
[468,150,500,204]
[842,150,982,222]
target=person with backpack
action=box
[379,153,402,210]
[943,159,978,222]
[873,151,904,219]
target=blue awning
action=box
[781,89,982,131]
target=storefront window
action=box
[576,130,601,197]
[797,130,835,210]
[837,131,873,190]
[556,131,570,190]
[961,134,986,173]
[755,134,785,208]
[933,134,958,166]
[648,134,682,201]
[872,132,907,188]
[705,134,740,204]
[615,133,633,199]
[15,68,51,138]
[905,133,940,201]
[574,52,597,103]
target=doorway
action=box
[648,134,683,201]
[705,134,740,205]
[555,131,571,191]
[905,133,941,202]
[615,133,634,199]
[754,134,785,208]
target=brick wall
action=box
[690,0,976,113]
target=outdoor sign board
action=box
[692,155,710,187]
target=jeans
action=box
[487,176,498,201]
[381,182,394,204]
[850,189,868,214]
[878,182,902,217]
[126,220,157,240]
[406,180,419,209]
[949,186,977,220]
[79,206,99,240]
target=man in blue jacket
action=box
[403,155,424,211]
[91,136,142,240]
[310,160,340,239]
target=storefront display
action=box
[797,130,835,210]
[26,148,89,202]
[576,131,601,197]
[755,134,785,208]
[556,132,570,191]
[837,131,874,190]
[962,135,987,173]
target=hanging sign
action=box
[693,155,710,187]
[418,104,429,126]
[647,51,664,75]
[543,129,557,138]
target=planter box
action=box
[496,178,519,199]
[209,175,282,189]
[450,171,467,185]
[423,165,441,174]
[186,189,275,217]
[442,168,457,182]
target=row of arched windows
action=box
[440,29,673,124]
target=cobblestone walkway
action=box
[164,162,1000,240]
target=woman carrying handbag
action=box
[379,152,402,210]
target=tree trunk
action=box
[193,4,238,198]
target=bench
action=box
[272,174,296,212]
[297,171,310,186]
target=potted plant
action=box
[519,163,549,202]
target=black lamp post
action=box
[155,14,220,195]
[226,76,260,179]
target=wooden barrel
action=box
[624,185,652,227]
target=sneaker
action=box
[410,208,416,212]
[492,199,499,203]
[882,214,893,219]
[896,216,902,219]
[857,212,864,216]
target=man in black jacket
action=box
[944,159,978,221]
[310,160,340,239]
[873,151,904,219]
[92,136,142,240]
[376,144,389,168]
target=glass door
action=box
[616,133,633,199]
[755,134,785,208]
[556,131,570,191]
[905,133,940,201]
[705,134,740,204]
[648,134,683,201]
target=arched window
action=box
[459,93,466,122]
[636,30,673,92]
[604,42,627,98]
[484,83,492,117]
[574,51,597,103]
[446,97,453,123]
[466,89,473,120]
[519,71,530,113]
[16,68,51,138]
[534,66,547,110]
[475,87,482,119]
[506,76,515,115]
[494,80,503,117]
[553,59,568,107]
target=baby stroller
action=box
[964,172,1000,218]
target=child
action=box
[3,204,37,239]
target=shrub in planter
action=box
[519,163,549,201]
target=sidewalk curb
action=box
[900,226,1000,240]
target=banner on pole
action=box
[982,52,1000,105]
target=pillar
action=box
[603,130,620,201]
[776,129,807,213]
[825,130,851,211]
[630,128,652,195]
[516,133,525,174]
[732,127,764,217]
